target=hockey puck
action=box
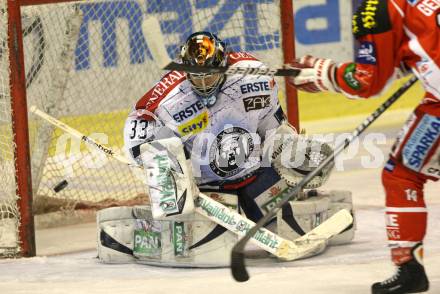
[53,180,68,193]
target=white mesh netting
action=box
[0,0,289,254]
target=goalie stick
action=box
[230,76,419,282]
[30,106,352,261]
[141,17,300,77]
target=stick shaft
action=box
[231,75,418,277]
[30,106,293,258]
[164,62,300,77]
[30,106,130,164]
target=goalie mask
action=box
[180,32,227,97]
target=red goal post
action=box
[2,0,298,257]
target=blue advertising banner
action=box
[72,0,355,71]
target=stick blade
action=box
[142,17,172,69]
[230,250,249,282]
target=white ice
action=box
[0,126,439,294]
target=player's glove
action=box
[287,55,340,93]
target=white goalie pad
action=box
[277,189,355,250]
[277,196,330,258]
[140,137,196,220]
[97,193,239,267]
[265,123,334,189]
[97,206,137,264]
[312,189,356,246]
[277,196,330,242]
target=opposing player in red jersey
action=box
[288,0,439,293]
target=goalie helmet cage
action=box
[1,0,298,257]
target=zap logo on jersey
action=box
[243,95,270,112]
[356,42,377,65]
[402,114,440,172]
[178,111,209,136]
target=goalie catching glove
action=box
[287,55,340,93]
[264,123,334,189]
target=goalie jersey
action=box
[124,52,286,185]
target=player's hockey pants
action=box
[382,101,439,264]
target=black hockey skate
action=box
[371,259,429,294]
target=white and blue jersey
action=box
[124,52,286,185]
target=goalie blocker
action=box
[139,137,197,220]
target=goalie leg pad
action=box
[304,189,356,245]
[97,193,239,267]
[326,190,356,245]
[277,196,331,257]
[97,206,136,264]
[134,193,239,267]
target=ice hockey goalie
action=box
[96,31,356,267]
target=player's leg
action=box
[372,101,440,294]
[373,164,430,294]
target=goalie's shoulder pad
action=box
[227,52,268,74]
[135,70,186,120]
[225,52,276,95]
[227,51,259,65]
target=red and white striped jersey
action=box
[336,0,440,103]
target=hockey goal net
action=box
[0,0,296,257]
